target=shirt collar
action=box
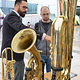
[13,10,20,17]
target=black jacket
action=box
[1,11,29,61]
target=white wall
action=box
[28,0,59,17]
[22,14,42,28]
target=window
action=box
[76,6,80,16]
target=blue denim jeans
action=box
[41,55,51,72]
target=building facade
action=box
[0,0,38,15]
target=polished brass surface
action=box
[11,29,42,80]
[2,48,15,80]
[50,0,77,80]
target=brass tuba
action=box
[50,0,77,80]
[11,28,42,80]
[2,47,15,80]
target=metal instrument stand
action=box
[51,67,63,80]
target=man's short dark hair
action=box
[40,6,49,12]
[15,0,27,5]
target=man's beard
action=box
[18,9,26,17]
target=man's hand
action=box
[45,35,51,43]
